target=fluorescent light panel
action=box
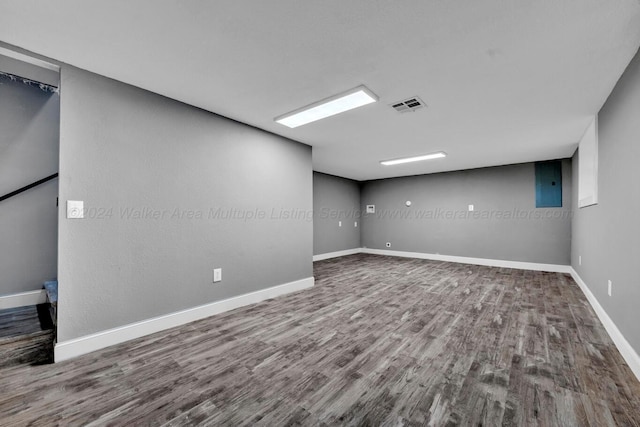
[380,151,447,166]
[275,85,377,128]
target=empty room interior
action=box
[1,1,640,425]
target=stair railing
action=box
[0,173,58,203]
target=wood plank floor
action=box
[1,254,639,426]
[0,305,53,368]
[0,306,45,340]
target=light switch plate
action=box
[67,200,84,219]
[468,204,474,211]
[366,205,375,214]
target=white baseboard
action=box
[570,268,640,381]
[54,276,314,362]
[360,248,571,273]
[313,248,362,261]
[0,290,47,310]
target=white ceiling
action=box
[1,1,639,181]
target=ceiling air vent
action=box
[390,96,426,113]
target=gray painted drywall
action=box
[0,72,59,296]
[571,47,640,354]
[57,66,312,342]
[0,53,59,87]
[361,161,572,265]
[313,172,360,255]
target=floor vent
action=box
[390,96,426,113]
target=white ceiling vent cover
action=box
[390,96,426,113]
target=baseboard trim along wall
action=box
[54,276,315,362]
[570,268,640,381]
[359,248,572,273]
[0,289,47,310]
[313,248,362,261]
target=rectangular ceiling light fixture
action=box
[275,85,378,128]
[380,151,447,166]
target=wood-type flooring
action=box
[0,305,53,368]
[1,254,639,426]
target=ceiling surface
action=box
[1,0,639,181]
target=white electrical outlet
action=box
[354,221,358,227]
[579,256,582,266]
[608,280,612,296]
[339,221,342,227]
[67,200,84,219]
[213,268,222,283]
[386,242,391,248]
[468,204,474,212]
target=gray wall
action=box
[58,66,312,342]
[313,172,360,255]
[0,53,59,87]
[572,48,640,353]
[0,72,59,296]
[361,161,572,265]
